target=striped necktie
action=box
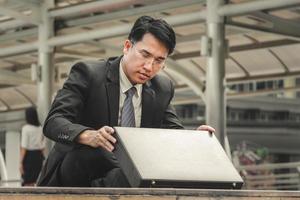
[120,87,136,127]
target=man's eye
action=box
[155,59,164,64]
[140,51,151,58]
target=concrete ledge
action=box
[0,187,300,200]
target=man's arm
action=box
[159,78,215,132]
[161,104,184,129]
[160,78,184,129]
[43,62,94,144]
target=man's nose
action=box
[143,59,154,71]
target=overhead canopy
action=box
[0,0,300,111]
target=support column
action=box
[0,148,8,186]
[205,0,227,148]
[5,131,21,186]
[37,1,55,155]
[284,78,296,98]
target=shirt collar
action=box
[120,60,142,97]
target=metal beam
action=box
[0,0,205,41]
[0,42,37,58]
[227,71,300,85]
[251,11,300,38]
[227,20,300,39]
[48,12,206,47]
[218,0,300,17]
[0,12,206,57]
[0,69,32,85]
[0,19,33,32]
[230,39,299,52]
[173,85,300,105]
[63,0,205,28]
[173,70,300,87]
[171,39,300,60]
[0,28,37,43]
[228,85,300,98]
[49,0,141,18]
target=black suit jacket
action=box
[38,56,183,186]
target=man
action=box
[37,16,215,187]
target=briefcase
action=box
[113,127,243,189]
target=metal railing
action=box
[236,161,300,190]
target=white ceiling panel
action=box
[0,88,31,109]
[271,44,300,72]
[231,49,286,76]
[225,58,247,78]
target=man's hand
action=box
[196,125,215,133]
[77,126,116,152]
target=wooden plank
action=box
[0,187,300,200]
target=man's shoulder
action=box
[73,59,108,72]
[150,74,174,90]
[70,56,120,76]
[151,74,172,85]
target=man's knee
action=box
[59,146,119,187]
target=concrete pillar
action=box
[0,148,8,186]
[206,0,227,148]
[284,78,296,98]
[5,131,21,186]
[37,1,55,155]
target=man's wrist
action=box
[76,129,91,144]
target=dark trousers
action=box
[59,146,130,187]
[22,150,44,185]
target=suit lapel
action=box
[141,81,155,127]
[105,57,121,126]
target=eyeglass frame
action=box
[130,40,167,70]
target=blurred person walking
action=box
[20,107,45,186]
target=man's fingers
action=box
[102,131,117,144]
[97,133,114,151]
[98,126,116,143]
[197,125,216,133]
[103,126,115,135]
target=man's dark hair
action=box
[25,106,40,126]
[128,16,176,55]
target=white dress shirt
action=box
[118,61,142,127]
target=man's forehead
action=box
[135,39,168,58]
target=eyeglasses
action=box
[131,42,166,69]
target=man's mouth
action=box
[138,72,150,80]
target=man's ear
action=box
[123,40,132,54]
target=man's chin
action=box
[136,80,147,84]
[134,78,149,84]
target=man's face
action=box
[122,33,168,85]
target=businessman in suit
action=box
[37,16,215,187]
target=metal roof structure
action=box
[0,0,299,111]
